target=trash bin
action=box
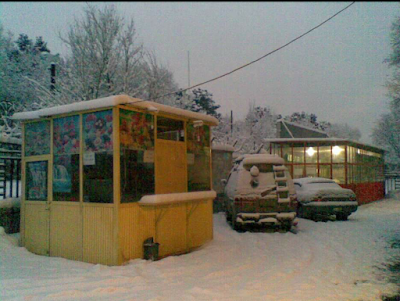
[143,237,160,261]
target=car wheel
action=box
[281,221,292,232]
[226,210,232,222]
[336,213,348,221]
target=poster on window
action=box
[53,116,80,154]
[83,110,113,152]
[25,121,50,156]
[120,110,154,150]
[26,161,48,200]
[187,124,210,154]
[53,156,72,193]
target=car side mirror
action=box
[221,179,227,186]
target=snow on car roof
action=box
[11,94,219,126]
[240,154,285,166]
[293,177,336,185]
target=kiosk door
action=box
[23,160,50,256]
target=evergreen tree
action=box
[189,88,221,120]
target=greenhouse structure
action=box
[266,138,385,204]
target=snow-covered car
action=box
[222,154,297,231]
[293,177,358,221]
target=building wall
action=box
[270,142,385,204]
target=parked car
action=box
[293,177,358,221]
[222,154,297,231]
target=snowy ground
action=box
[1,196,400,301]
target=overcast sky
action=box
[1,2,399,143]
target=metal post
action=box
[50,63,56,92]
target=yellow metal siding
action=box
[83,205,116,265]
[155,140,187,194]
[155,204,187,257]
[119,204,140,261]
[137,205,156,258]
[187,200,213,249]
[24,202,49,256]
[50,203,82,261]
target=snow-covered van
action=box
[223,154,297,231]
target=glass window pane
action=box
[26,161,48,200]
[305,146,317,163]
[53,116,80,155]
[120,109,154,150]
[83,110,113,203]
[120,109,155,203]
[293,147,304,163]
[319,146,331,163]
[319,165,331,179]
[83,110,113,152]
[25,121,50,156]
[305,165,317,177]
[53,155,79,202]
[53,116,80,202]
[332,146,345,163]
[157,117,184,141]
[282,145,292,162]
[332,165,345,184]
[293,165,304,179]
[187,124,211,191]
[347,164,352,184]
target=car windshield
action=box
[243,163,273,173]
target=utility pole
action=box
[230,110,233,136]
[187,51,191,87]
[50,62,56,93]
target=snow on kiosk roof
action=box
[19,94,217,266]
[12,94,219,125]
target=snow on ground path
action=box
[1,197,399,301]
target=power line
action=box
[137,2,356,105]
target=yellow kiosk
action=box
[13,95,218,265]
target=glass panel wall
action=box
[319,146,331,163]
[319,165,331,179]
[332,145,345,163]
[332,165,345,184]
[305,146,317,163]
[25,121,50,156]
[282,144,292,162]
[26,161,48,200]
[157,116,184,141]
[83,110,113,203]
[187,124,211,191]
[293,146,304,164]
[305,165,317,177]
[293,165,304,179]
[53,115,80,202]
[120,109,155,203]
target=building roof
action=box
[277,119,328,136]
[264,138,386,153]
[12,94,219,126]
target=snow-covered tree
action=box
[284,111,328,131]
[0,24,59,138]
[372,10,400,164]
[325,123,361,141]
[58,4,179,104]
